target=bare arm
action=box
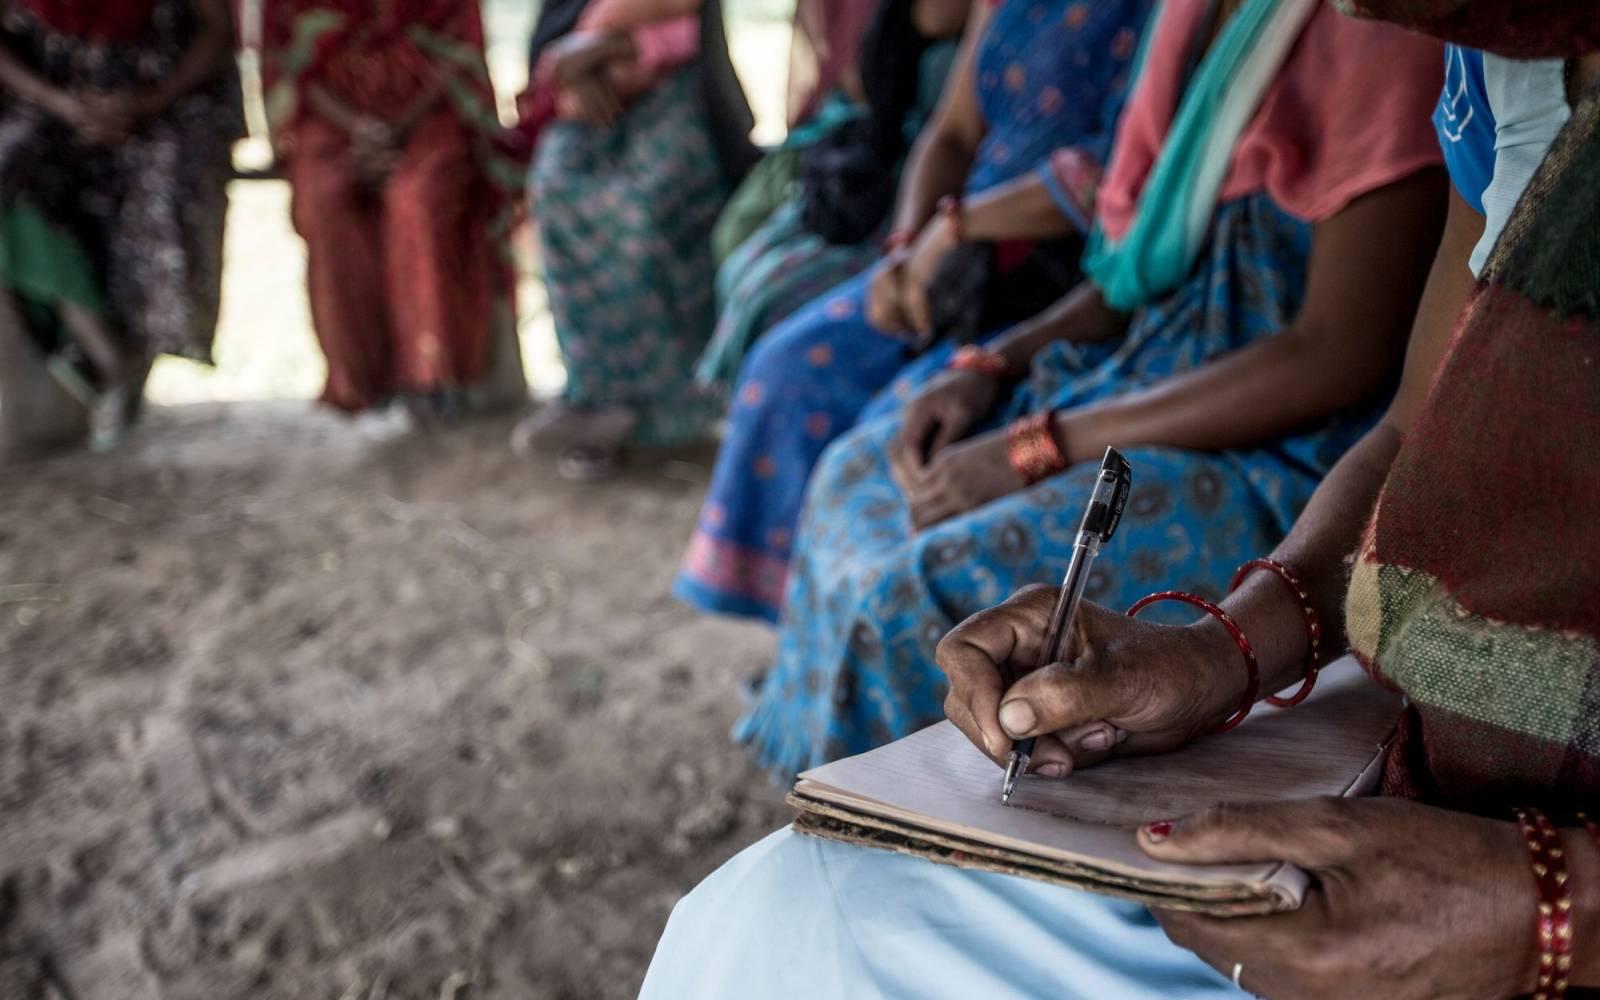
[131,0,235,116]
[1203,181,1485,698]
[989,281,1130,368]
[1052,168,1448,465]
[887,0,993,236]
[0,46,75,119]
[955,169,1079,242]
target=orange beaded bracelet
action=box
[948,345,1012,381]
[1004,411,1068,485]
[1229,558,1322,707]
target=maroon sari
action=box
[263,0,520,412]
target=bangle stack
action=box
[1229,558,1321,707]
[1514,807,1574,1000]
[1004,411,1068,485]
[948,345,1012,381]
[1126,591,1259,733]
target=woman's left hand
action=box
[899,212,961,336]
[1147,797,1537,1000]
[547,30,629,84]
[904,427,1023,529]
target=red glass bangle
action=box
[1126,591,1259,734]
[1229,558,1322,707]
[881,229,916,255]
[1514,807,1574,1000]
[1004,411,1068,485]
[937,193,964,242]
[949,345,1011,381]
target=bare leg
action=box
[58,301,138,385]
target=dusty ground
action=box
[1,11,801,995]
[0,403,789,999]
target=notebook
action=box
[788,656,1402,915]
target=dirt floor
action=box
[0,402,790,999]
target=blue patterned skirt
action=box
[736,195,1381,778]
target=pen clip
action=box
[1079,447,1133,543]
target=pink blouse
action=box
[1097,1,1445,241]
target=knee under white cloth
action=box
[639,828,1249,1000]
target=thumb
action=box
[997,656,1131,741]
[926,407,964,458]
[1138,799,1354,870]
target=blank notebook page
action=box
[795,657,1402,886]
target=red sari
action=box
[263,0,520,412]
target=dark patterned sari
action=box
[0,0,243,365]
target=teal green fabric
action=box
[0,199,102,312]
[1083,0,1293,311]
[712,148,801,267]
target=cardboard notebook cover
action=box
[788,657,1401,916]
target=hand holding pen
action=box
[1000,447,1132,803]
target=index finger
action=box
[936,586,1060,759]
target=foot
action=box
[511,403,637,457]
[87,381,139,453]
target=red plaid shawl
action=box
[1344,1,1600,812]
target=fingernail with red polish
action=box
[1144,820,1174,842]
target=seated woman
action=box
[512,0,757,479]
[0,0,240,453]
[695,0,970,390]
[264,0,521,421]
[734,0,1448,777]
[676,0,1155,621]
[641,5,1600,996]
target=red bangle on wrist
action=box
[1126,591,1260,734]
[949,345,1012,381]
[1514,807,1574,1000]
[882,229,916,255]
[937,193,964,242]
[1005,411,1068,485]
[1229,558,1322,707]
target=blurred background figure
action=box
[0,0,241,453]
[694,0,970,394]
[511,0,756,480]
[676,0,1152,623]
[263,0,524,421]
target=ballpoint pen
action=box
[1000,446,1132,805]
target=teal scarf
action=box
[1083,0,1318,311]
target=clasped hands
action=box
[866,208,959,338]
[51,89,159,146]
[888,366,1031,529]
[935,585,1543,1000]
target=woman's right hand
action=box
[889,369,999,494]
[865,251,915,335]
[936,586,1247,778]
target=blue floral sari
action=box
[737,193,1384,777]
[676,0,1152,621]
